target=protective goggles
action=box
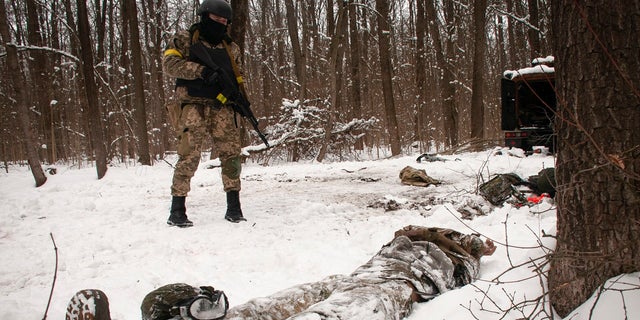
[176,290,228,320]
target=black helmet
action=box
[198,0,232,22]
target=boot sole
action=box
[225,216,247,223]
[167,220,194,228]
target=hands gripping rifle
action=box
[190,41,270,148]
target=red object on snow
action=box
[527,193,550,204]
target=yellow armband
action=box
[216,93,228,104]
[163,48,183,58]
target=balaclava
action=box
[200,14,227,45]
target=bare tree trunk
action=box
[63,0,84,165]
[470,0,486,140]
[284,0,306,99]
[375,0,401,156]
[549,0,640,316]
[348,0,364,150]
[358,4,374,149]
[124,0,151,165]
[230,0,250,150]
[119,0,136,160]
[0,0,47,187]
[505,0,518,67]
[259,0,273,117]
[96,0,115,161]
[446,2,460,147]
[95,0,108,63]
[141,0,166,159]
[283,0,306,161]
[514,0,529,66]
[326,0,335,38]
[414,0,428,150]
[273,1,287,98]
[316,2,348,162]
[497,16,507,71]
[25,0,53,164]
[425,0,457,148]
[527,0,541,59]
[230,0,249,53]
[49,0,62,163]
[77,0,108,178]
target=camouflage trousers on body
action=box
[171,103,242,196]
[224,275,413,320]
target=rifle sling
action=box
[222,40,247,96]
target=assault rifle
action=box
[189,41,270,148]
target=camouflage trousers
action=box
[224,275,414,320]
[223,233,474,319]
[171,103,242,196]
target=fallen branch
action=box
[42,233,59,320]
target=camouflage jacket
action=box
[163,26,243,107]
[356,226,482,301]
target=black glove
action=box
[201,67,220,86]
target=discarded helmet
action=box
[141,283,228,320]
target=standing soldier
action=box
[163,0,247,226]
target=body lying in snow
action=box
[66,226,496,320]
[221,226,495,320]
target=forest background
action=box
[2,0,640,317]
[0,0,549,169]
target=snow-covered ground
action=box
[0,148,637,319]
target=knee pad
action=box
[222,156,241,179]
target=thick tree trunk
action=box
[124,0,151,165]
[0,0,47,187]
[549,0,640,316]
[230,0,248,53]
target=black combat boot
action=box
[167,196,193,228]
[224,191,247,223]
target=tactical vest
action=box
[175,41,238,101]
